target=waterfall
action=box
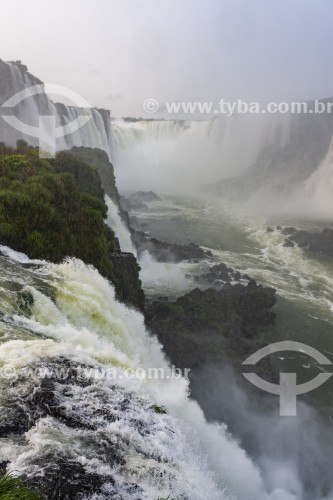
[0,251,275,500]
[304,135,333,205]
[110,115,293,194]
[105,195,136,254]
[0,59,112,157]
[2,59,333,203]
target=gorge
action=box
[0,59,333,500]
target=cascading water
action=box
[0,250,281,500]
[110,115,293,194]
[104,194,194,297]
[105,195,136,254]
[2,58,332,207]
[301,134,333,218]
[0,59,112,157]
[2,58,333,500]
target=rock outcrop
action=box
[145,280,276,370]
[192,262,250,287]
[132,229,212,263]
[109,252,145,310]
[282,227,333,258]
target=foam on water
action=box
[0,255,279,500]
[0,245,46,265]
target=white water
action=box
[110,115,292,194]
[138,249,194,298]
[0,60,112,157]
[1,58,333,499]
[105,195,136,254]
[0,252,284,500]
[105,194,194,296]
[300,135,333,219]
[115,194,333,500]
[2,59,332,215]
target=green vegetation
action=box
[0,473,39,499]
[0,145,117,280]
[0,143,145,309]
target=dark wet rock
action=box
[283,239,295,248]
[0,460,9,472]
[157,296,169,302]
[17,289,34,315]
[266,226,274,233]
[283,228,333,258]
[70,148,116,203]
[28,460,111,500]
[193,263,250,288]
[132,230,212,263]
[109,252,145,310]
[281,226,297,236]
[145,280,276,370]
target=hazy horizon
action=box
[1,0,333,117]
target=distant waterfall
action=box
[296,135,333,218]
[0,59,112,157]
[110,115,293,193]
[305,135,333,199]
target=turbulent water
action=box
[107,111,333,500]
[0,248,284,500]
[121,195,333,500]
[1,59,333,499]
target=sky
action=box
[1,0,333,117]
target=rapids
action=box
[0,251,278,500]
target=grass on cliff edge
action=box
[0,473,38,499]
